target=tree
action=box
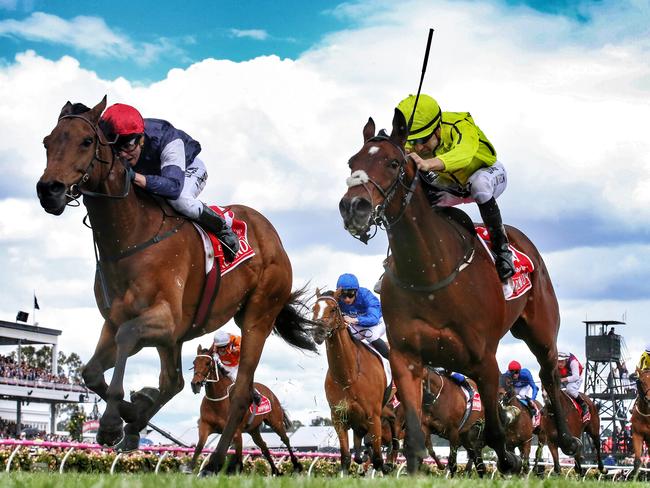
[66,405,86,442]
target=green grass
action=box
[1,474,649,488]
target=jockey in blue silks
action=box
[503,360,539,417]
[336,273,389,360]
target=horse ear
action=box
[87,95,107,124]
[390,108,408,147]
[315,287,321,298]
[197,344,202,354]
[59,101,73,118]
[362,117,375,142]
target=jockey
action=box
[99,103,239,262]
[396,94,515,283]
[212,330,261,404]
[503,360,538,417]
[336,273,389,360]
[558,352,590,422]
[637,344,650,370]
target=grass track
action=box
[2,474,649,488]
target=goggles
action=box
[340,289,357,299]
[115,134,142,153]
[509,369,520,374]
[407,131,434,147]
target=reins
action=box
[194,354,233,402]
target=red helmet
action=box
[508,360,521,372]
[100,103,144,137]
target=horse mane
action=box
[69,103,92,115]
[321,290,335,297]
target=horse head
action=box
[636,367,650,405]
[191,345,218,394]
[311,289,346,344]
[37,96,126,215]
[339,109,414,243]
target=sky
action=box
[1,0,649,444]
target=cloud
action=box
[2,0,649,435]
[228,28,269,41]
[0,12,187,64]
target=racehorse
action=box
[497,379,542,472]
[630,368,650,479]
[311,290,395,474]
[187,346,303,474]
[338,109,579,474]
[421,368,486,476]
[536,390,604,476]
[36,97,317,474]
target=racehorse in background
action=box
[187,346,303,474]
[338,109,579,474]
[536,390,604,476]
[498,378,543,472]
[421,368,486,476]
[630,368,650,480]
[36,97,317,474]
[311,290,396,474]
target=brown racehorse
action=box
[536,390,603,476]
[36,97,317,474]
[630,368,650,479]
[497,379,542,472]
[311,290,395,474]
[338,110,579,474]
[187,346,303,474]
[421,369,486,476]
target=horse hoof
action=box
[497,451,522,474]
[96,425,123,447]
[560,435,582,456]
[381,463,394,474]
[179,464,194,475]
[198,469,215,478]
[130,387,160,406]
[115,433,140,452]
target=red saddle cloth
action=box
[475,225,535,300]
[569,395,591,422]
[249,394,272,415]
[471,391,482,412]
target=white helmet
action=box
[645,344,650,353]
[557,352,570,361]
[213,330,231,347]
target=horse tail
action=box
[282,409,292,431]
[273,286,318,352]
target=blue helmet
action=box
[337,273,359,290]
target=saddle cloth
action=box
[475,225,535,300]
[354,333,392,388]
[519,398,542,428]
[563,391,591,421]
[249,394,272,415]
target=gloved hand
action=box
[343,315,359,325]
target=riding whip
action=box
[406,28,434,135]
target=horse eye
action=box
[82,137,94,147]
[389,159,400,169]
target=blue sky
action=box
[1,0,649,442]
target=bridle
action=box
[56,114,132,202]
[192,354,232,402]
[346,133,419,244]
[314,296,347,340]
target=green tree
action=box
[66,405,86,442]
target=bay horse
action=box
[630,368,650,479]
[497,379,542,472]
[36,97,317,474]
[311,290,395,474]
[536,390,603,476]
[187,346,303,474]
[338,109,579,474]
[421,368,486,476]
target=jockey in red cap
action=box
[502,360,539,417]
[99,103,239,262]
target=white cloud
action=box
[228,29,269,41]
[2,0,649,437]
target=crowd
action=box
[0,354,83,389]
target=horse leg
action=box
[250,427,280,476]
[511,319,578,456]
[267,414,303,473]
[188,419,211,472]
[352,432,364,465]
[548,443,561,475]
[533,443,545,476]
[469,358,520,474]
[226,432,244,474]
[631,432,643,479]
[335,424,352,474]
[391,350,425,474]
[448,444,458,477]
[521,438,531,473]
[369,416,387,473]
[587,419,604,473]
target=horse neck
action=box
[83,153,155,258]
[325,325,361,386]
[386,181,466,286]
[204,366,232,401]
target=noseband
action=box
[193,354,233,402]
[314,296,347,339]
[346,133,420,243]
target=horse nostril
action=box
[339,198,351,218]
[37,180,66,198]
[351,197,372,215]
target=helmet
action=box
[557,352,570,361]
[336,273,359,290]
[645,343,650,353]
[213,330,231,347]
[508,360,521,372]
[397,94,442,143]
[100,103,145,139]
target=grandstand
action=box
[0,318,100,437]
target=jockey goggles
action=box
[340,289,357,299]
[115,134,142,153]
[408,131,434,147]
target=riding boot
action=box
[196,203,240,263]
[576,395,590,422]
[370,338,390,360]
[252,388,262,405]
[478,197,515,283]
[525,399,537,418]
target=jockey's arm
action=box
[141,139,186,199]
[522,370,539,399]
[436,119,480,174]
[355,289,382,327]
[564,359,581,383]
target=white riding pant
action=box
[563,378,582,398]
[436,160,508,206]
[168,157,208,219]
[221,364,238,382]
[348,321,386,343]
[515,384,533,399]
